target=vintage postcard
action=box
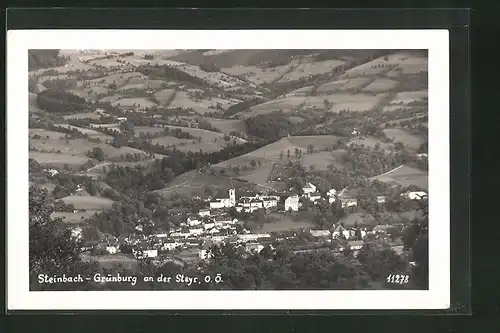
[7,29,449,310]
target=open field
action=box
[370,165,428,190]
[383,128,424,150]
[239,96,306,117]
[88,58,125,68]
[217,136,340,167]
[82,253,139,270]
[165,125,244,143]
[85,72,149,88]
[341,52,428,78]
[118,80,165,92]
[168,91,240,114]
[30,58,94,75]
[239,92,386,118]
[29,152,91,168]
[255,213,315,233]
[148,124,245,153]
[317,78,370,93]
[61,195,115,210]
[55,124,114,141]
[300,149,347,170]
[111,97,158,110]
[151,136,230,153]
[277,59,345,83]
[158,170,250,197]
[99,95,124,103]
[386,90,427,105]
[30,129,70,140]
[212,136,341,184]
[362,78,399,93]
[166,63,247,89]
[288,85,314,96]
[30,137,150,162]
[79,160,159,177]
[133,126,166,136]
[348,137,394,150]
[63,112,103,120]
[201,117,247,134]
[222,64,293,85]
[153,89,176,106]
[308,93,388,113]
[51,210,99,224]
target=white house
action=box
[144,249,158,258]
[187,216,202,227]
[328,196,337,204]
[47,169,59,177]
[245,242,264,253]
[285,195,300,212]
[302,183,317,195]
[198,209,211,217]
[332,225,350,240]
[309,193,322,203]
[238,233,271,242]
[199,242,214,260]
[106,246,118,254]
[341,198,358,208]
[71,227,83,240]
[327,189,337,197]
[376,196,387,204]
[162,240,181,251]
[188,228,204,236]
[208,227,220,235]
[170,231,190,238]
[204,222,215,230]
[310,230,331,238]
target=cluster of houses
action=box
[206,184,368,215]
[285,183,359,211]
[84,217,406,261]
[79,183,426,262]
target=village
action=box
[77,182,428,263]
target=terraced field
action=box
[369,165,428,190]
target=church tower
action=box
[228,188,236,207]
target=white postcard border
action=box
[7,29,449,310]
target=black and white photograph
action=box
[8,30,450,310]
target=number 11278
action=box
[386,274,409,284]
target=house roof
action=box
[332,225,347,233]
[310,230,331,237]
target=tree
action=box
[89,147,105,162]
[307,144,314,154]
[250,160,257,168]
[280,150,284,161]
[29,185,100,290]
[287,149,291,159]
